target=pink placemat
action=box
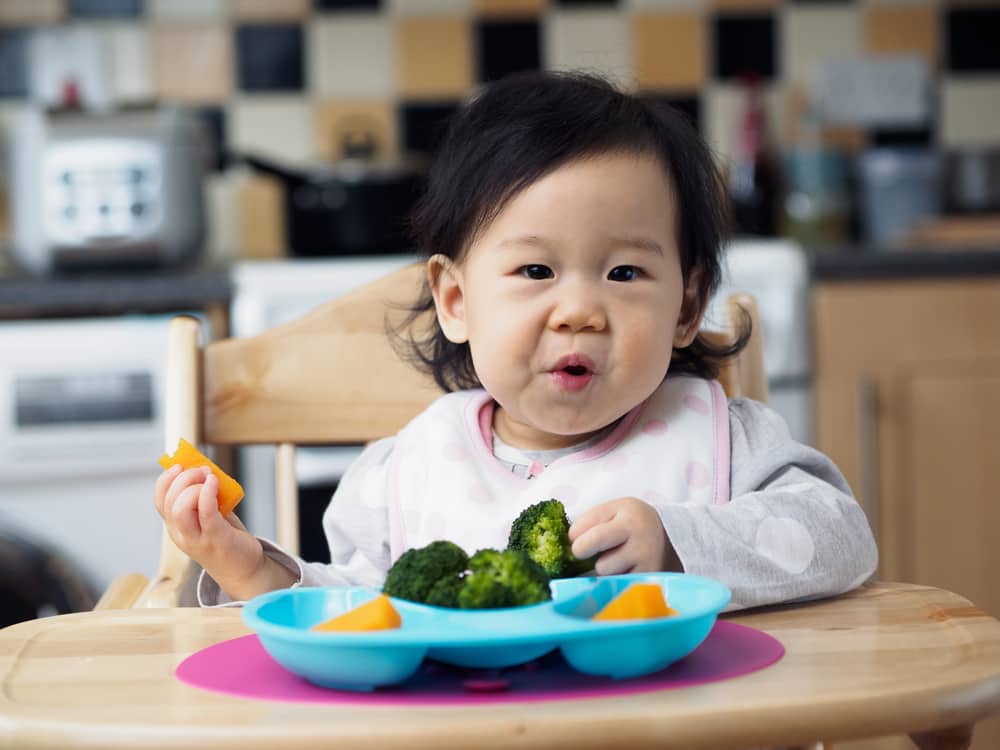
[175,621,784,706]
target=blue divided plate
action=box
[242,572,731,691]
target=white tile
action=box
[229,97,316,163]
[704,82,788,170]
[101,23,153,103]
[148,0,227,19]
[545,10,632,88]
[308,15,395,98]
[203,171,242,264]
[940,78,1000,147]
[782,5,860,88]
[388,0,472,14]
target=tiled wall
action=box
[1,0,999,261]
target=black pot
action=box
[236,141,427,257]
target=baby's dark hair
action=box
[395,70,747,393]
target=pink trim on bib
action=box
[710,380,731,505]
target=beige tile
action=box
[238,174,287,260]
[309,15,395,98]
[203,172,242,264]
[633,12,707,92]
[230,0,312,20]
[397,17,473,99]
[148,0,226,19]
[390,0,472,13]
[783,5,861,87]
[864,5,939,67]
[475,0,547,15]
[230,97,316,163]
[0,0,64,25]
[153,24,232,104]
[940,78,1000,146]
[545,10,631,87]
[0,187,9,240]
[102,24,153,103]
[315,99,399,161]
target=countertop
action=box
[0,263,232,320]
[809,245,1000,282]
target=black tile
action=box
[68,0,143,17]
[869,127,933,148]
[946,8,1000,73]
[400,101,461,156]
[0,30,29,99]
[645,94,702,135]
[236,24,304,92]
[314,0,380,8]
[477,20,541,83]
[713,14,778,81]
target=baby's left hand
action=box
[568,497,682,575]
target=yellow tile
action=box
[153,24,232,104]
[230,0,311,20]
[633,13,706,92]
[0,0,64,26]
[711,0,779,10]
[397,17,473,99]
[864,6,938,68]
[239,175,286,260]
[475,0,546,15]
[315,99,399,162]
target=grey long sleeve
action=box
[658,397,878,610]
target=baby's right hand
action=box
[153,465,264,592]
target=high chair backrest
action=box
[109,262,766,609]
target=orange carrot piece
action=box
[312,594,402,632]
[158,438,245,516]
[593,582,678,621]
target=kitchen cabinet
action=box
[813,275,1000,750]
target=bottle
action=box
[729,76,782,237]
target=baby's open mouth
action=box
[563,365,589,376]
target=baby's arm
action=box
[153,465,297,601]
[654,398,878,610]
[195,438,396,606]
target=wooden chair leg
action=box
[909,724,974,750]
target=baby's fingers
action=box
[197,474,227,532]
[168,484,205,540]
[571,519,628,561]
[153,464,183,514]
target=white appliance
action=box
[231,244,814,559]
[0,315,197,593]
[708,239,813,445]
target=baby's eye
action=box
[519,264,554,280]
[608,265,641,282]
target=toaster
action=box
[9,107,206,274]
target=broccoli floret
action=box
[457,548,551,609]
[507,499,598,578]
[424,574,464,608]
[382,540,469,604]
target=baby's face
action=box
[431,152,702,450]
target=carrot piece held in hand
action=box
[158,438,245,516]
[312,594,402,632]
[593,582,678,621]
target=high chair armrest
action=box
[94,573,149,610]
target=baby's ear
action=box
[427,254,469,344]
[673,268,707,348]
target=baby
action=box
[154,71,877,610]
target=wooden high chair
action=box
[95,262,768,611]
